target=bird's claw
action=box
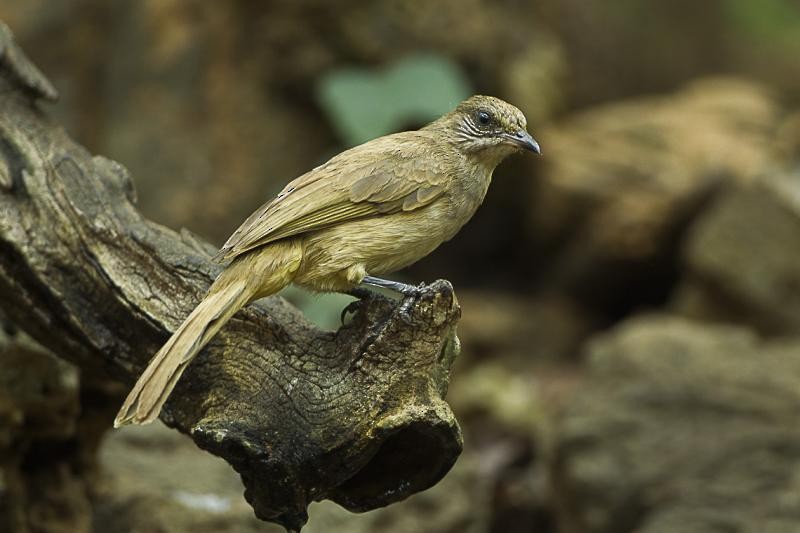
[349,277,426,322]
[397,283,425,320]
[398,282,424,298]
[340,299,364,324]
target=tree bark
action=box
[0,22,462,531]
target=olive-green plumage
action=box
[115,95,539,427]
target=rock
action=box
[0,330,88,533]
[95,423,268,532]
[552,315,800,533]
[0,325,125,533]
[674,175,800,335]
[455,290,596,364]
[532,78,781,313]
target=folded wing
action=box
[213,135,447,263]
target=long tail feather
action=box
[114,281,251,427]
[115,240,303,427]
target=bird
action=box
[114,95,540,427]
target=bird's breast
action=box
[295,200,458,283]
[444,168,492,234]
[294,165,493,289]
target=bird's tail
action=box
[114,241,302,427]
[114,279,252,427]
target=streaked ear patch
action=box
[455,95,527,136]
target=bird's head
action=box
[431,95,540,166]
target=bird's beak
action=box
[505,130,541,154]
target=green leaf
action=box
[724,0,800,44]
[316,54,473,146]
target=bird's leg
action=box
[361,276,422,296]
[361,276,423,319]
[341,277,423,324]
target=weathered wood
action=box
[0,22,462,531]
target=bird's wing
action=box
[213,136,448,263]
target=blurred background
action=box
[2,1,800,532]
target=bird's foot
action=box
[398,282,428,321]
[397,291,420,320]
[340,287,377,324]
[355,276,426,322]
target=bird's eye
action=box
[476,110,492,126]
